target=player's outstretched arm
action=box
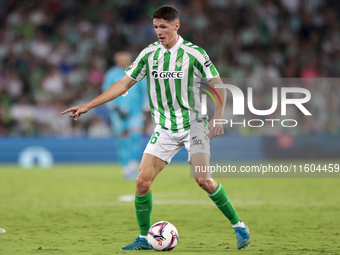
[60,75,136,121]
[208,76,227,140]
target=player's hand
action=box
[60,104,90,121]
[208,115,224,140]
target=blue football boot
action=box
[234,224,251,250]
[121,236,152,250]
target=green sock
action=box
[208,183,240,225]
[135,191,153,236]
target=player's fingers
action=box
[68,110,79,121]
[61,108,73,115]
[74,110,80,117]
[61,106,79,115]
[73,110,83,121]
[208,129,213,138]
[71,111,79,121]
[209,127,216,140]
[208,128,213,139]
[209,125,223,140]
[213,128,219,139]
[216,126,223,136]
[208,123,214,137]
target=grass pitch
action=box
[0,162,340,254]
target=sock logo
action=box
[135,209,149,212]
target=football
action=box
[148,221,179,251]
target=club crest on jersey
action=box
[153,60,158,66]
[203,53,209,61]
[176,59,182,68]
[152,71,184,79]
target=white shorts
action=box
[144,120,210,164]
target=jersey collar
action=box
[160,35,183,54]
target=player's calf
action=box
[194,177,218,193]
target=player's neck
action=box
[163,34,179,50]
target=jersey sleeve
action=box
[194,49,219,81]
[125,49,147,82]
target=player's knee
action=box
[136,175,152,195]
[195,178,217,193]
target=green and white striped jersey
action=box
[125,36,219,132]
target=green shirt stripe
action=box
[153,48,166,126]
[187,53,199,120]
[146,52,156,122]
[210,64,218,77]
[130,54,145,80]
[175,48,190,130]
[163,51,178,132]
[194,58,207,80]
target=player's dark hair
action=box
[152,5,180,22]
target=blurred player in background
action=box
[62,5,250,251]
[102,51,148,181]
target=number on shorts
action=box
[150,132,160,144]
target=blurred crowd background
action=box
[0,0,339,138]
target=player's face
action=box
[114,52,132,69]
[153,18,180,49]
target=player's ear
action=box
[174,21,180,31]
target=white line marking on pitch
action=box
[118,194,267,206]
[118,194,327,207]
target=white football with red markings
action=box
[148,221,179,251]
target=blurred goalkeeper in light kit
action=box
[102,51,148,180]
